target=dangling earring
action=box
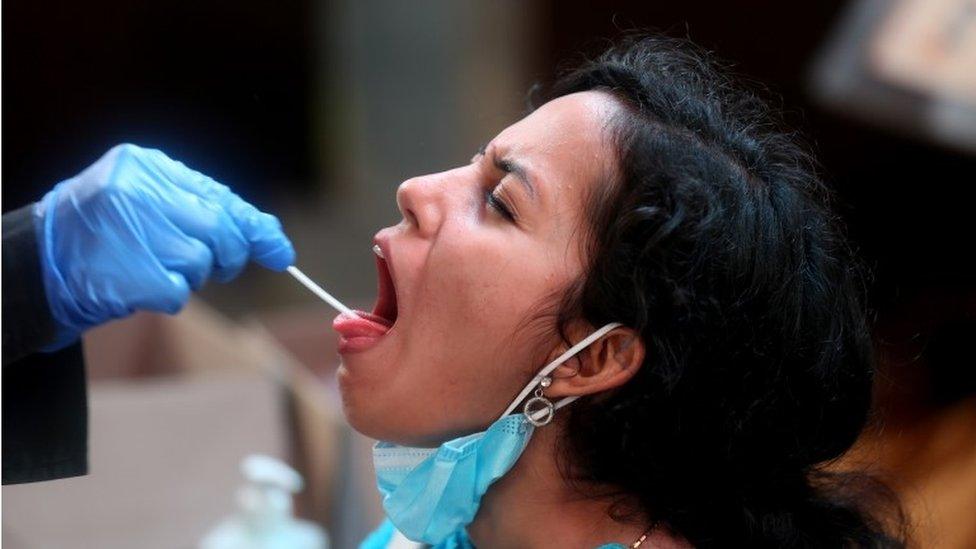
[523,376,555,426]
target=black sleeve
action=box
[2,204,89,484]
[3,204,59,362]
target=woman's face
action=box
[334,91,623,446]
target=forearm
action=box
[2,343,88,484]
[2,205,89,484]
[2,204,58,363]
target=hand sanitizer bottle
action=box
[200,454,329,549]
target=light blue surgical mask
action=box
[371,322,623,545]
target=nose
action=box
[395,175,445,238]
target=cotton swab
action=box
[286,266,357,317]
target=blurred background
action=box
[3,0,974,547]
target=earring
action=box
[523,376,555,426]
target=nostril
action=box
[395,182,420,229]
[405,207,420,230]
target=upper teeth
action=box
[372,244,385,258]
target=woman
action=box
[335,35,903,548]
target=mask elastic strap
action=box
[499,322,623,421]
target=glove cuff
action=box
[33,184,85,351]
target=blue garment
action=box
[358,519,628,549]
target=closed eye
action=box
[475,143,516,222]
[486,187,515,221]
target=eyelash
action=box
[485,187,515,221]
[474,146,516,222]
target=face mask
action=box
[371,322,623,545]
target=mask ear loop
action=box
[499,322,623,422]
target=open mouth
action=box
[358,250,398,329]
[331,242,399,351]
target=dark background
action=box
[3,0,314,211]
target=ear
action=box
[544,326,645,398]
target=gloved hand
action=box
[33,143,295,350]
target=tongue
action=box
[332,310,391,338]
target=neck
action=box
[466,419,680,549]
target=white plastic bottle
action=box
[200,454,329,549]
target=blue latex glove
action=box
[33,143,295,350]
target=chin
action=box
[343,403,444,447]
[336,365,368,430]
[336,369,391,440]
[336,364,460,446]
[339,397,377,440]
[345,412,406,444]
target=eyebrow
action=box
[477,143,537,200]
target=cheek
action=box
[402,230,567,428]
[434,230,556,335]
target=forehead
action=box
[493,91,622,205]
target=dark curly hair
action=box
[540,35,904,547]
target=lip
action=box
[373,235,397,295]
[332,233,401,354]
